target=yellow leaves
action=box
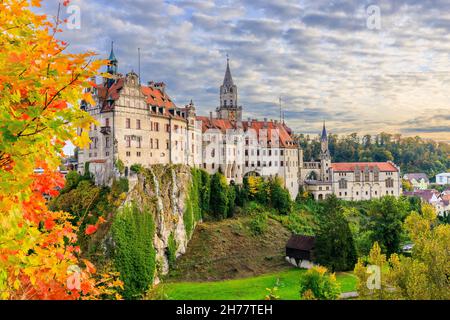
[13,279,20,290]
[83,92,95,106]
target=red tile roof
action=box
[95,76,176,113]
[196,117,297,148]
[331,162,398,172]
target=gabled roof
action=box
[286,235,315,251]
[404,173,429,183]
[94,76,176,113]
[403,189,440,202]
[331,162,398,172]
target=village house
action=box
[435,172,450,185]
[403,173,429,190]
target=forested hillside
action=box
[295,132,450,179]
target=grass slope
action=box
[168,215,292,281]
[162,269,357,300]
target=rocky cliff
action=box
[107,164,203,293]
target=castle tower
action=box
[320,122,331,181]
[106,41,118,88]
[216,56,242,121]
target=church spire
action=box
[320,121,330,160]
[107,41,118,88]
[223,54,234,86]
[321,121,327,142]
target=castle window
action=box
[126,118,130,129]
[154,122,159,132]
[137,137,141,149]
[339,178,347,189]
[105,118,110,127]
[136,119,141,130]
[364,171,370,182]
[137,152,141,157]
[386,178,394,188]
[126,136,131,148]
[374,171,379,182]
[150,138,153,149]
[126,151,131,157]
[106,137,110,148]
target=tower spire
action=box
[321,120,327,141]
[223,54,234,86]
[107,41,118,88]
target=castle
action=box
[77,46,402,201]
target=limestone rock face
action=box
[123,164,198,284]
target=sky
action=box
[38,0,450,155]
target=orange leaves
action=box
[8,52,27,63]
[85,224,98,235]
[51,101,68,110]
[0,0,121,300]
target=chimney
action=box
[209,112,213,121]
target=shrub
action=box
[249,212,268,235]
[112,202,156,299]
[227,183,236,218]
[130,163,144,174]
[166,233,177,269]
[269,177,292,215]
[209,172,229,220]
[299,266,341,300]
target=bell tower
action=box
[320,122,331,181]
[216,56,242,121]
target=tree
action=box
[299,266,341,300]
[269,177,292,215]
[368,196,409,256]
[314,195,357,271]
[0,0,120,299]
[209,172,229,219]
[355,204,450,299]
[226,181,236,218]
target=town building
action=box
[403,189,450,216]
[435,172,450,185]
[403,173,429,190]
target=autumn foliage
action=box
[0,0,121,299]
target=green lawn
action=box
[161,269,357,300]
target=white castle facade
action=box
[77,47,401,201]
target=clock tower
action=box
[216,56,242,121]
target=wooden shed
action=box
[285,235,315,262]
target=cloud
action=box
[37,0,450,142]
